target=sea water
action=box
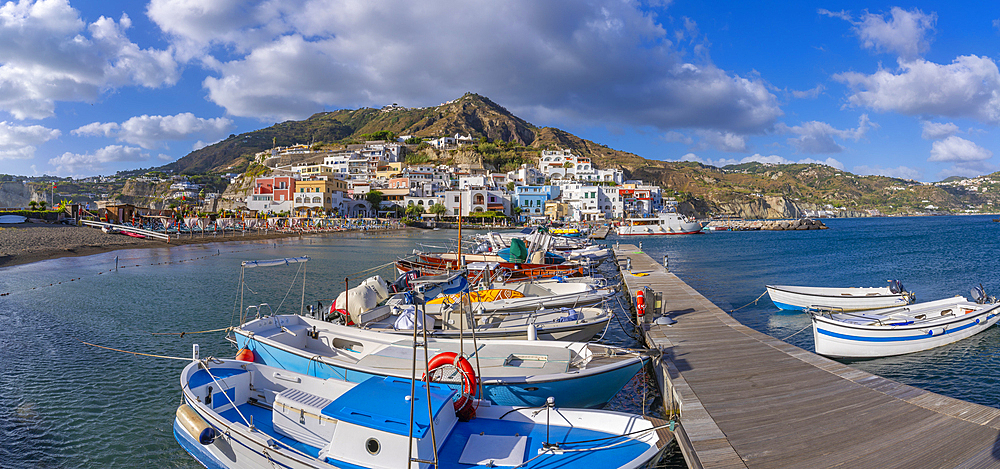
[634,214,1000,408]
[0,229,675,468]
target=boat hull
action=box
[767,285,912,312]
[813,305,1000,358]
[235,330,642,408]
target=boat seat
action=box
[273,388,337,450]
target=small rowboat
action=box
[766,281,915,312]
[812,288,1000,358]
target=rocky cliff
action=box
[0,182,36,208]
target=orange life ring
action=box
[636,289,646,317]
[424,351,479,421]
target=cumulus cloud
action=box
[694,130,748,152]
[679,152,844,170]
[0,121,60,159]
[0,0,178,119]
[836,56,1000,124]
[72,113,233,149]
[777,115,872,154]
[920,121,959,140]
[929,136,992,162]
[48,144,147,174]
[820,7,936,60]
[791,84,825,99]
[148,0,781,132]
[662,131,693,145]
[853,164,922,180]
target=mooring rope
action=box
[730,291,768,313]
[149,326,232,337]
[79,341,192,361]
[780,322,813,341]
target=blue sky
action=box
[1,0,999,182]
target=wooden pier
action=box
[589,225,611,239]
[614,244,1000,468]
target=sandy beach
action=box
[0,222,408,268]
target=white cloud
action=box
[929,136,992,162]
[777,115,871,154]
[662,131,692,144]
[48,144,147,173]
[72,121,119,138]
[836,56,1000,124]
[821,7,936,60]
[920,121,959,140]
[695,130,748,152]
[0,0,178,119]
[149,0,781,132]
[853,164,922,180]
[791,84,824,99]
[0,121,60,159]
[72,113,233,149]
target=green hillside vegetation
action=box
[159,92,1000,217]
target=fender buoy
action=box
[423,352,478,421]
[235,348,255,362]
[636,289,646,318]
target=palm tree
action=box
[429,203,448,220]
[405,204,424,219]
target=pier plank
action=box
[613,244,1000,469]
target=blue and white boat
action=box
[812,289,1000,358]
[233,314,647,408]
[174,358,668,469]
[766,280,915,312]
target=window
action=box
[454,196,460,203]
[453,208,460,215]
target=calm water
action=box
[0,229,677,468]
[14,216,990,468]
[635,214,1000,408]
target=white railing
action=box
[81,220,171,241]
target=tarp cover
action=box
[509,238,528,263]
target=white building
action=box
[443,189,511,217]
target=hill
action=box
[162,93,1000,218]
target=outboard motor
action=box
[971,284,993,305]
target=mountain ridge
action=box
[161,93,1000,217]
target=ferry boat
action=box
[615,211,703,236]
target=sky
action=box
[1,0,1000,182]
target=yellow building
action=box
[294,177,348,215]
[375,162,404,180]
[544,200,570,221]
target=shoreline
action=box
[0,223,413,269]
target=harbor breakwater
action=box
[703,217,828,231]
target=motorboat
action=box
[812,288,1000,358]
[174,358,668,469]
[767,281,915,312]
[233,314,646,408]
[615,211,702,236]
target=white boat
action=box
[615,212,702,236]
[233,314,647,408]
[766,281,915,312]
[812,291,1000,358]
[337,272,614,341]
[174,358,668,469]
[358,303,612,341]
